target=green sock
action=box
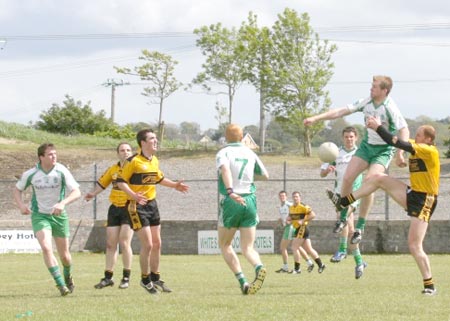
[63,264,72,278]
[339,237,348,253]
[255,264,263,274]
[235,272,246,286]
[352,248,363,266]
[339,208,348,221]
[49,266,65,287]
[356,217,366,231]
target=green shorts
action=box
[218,194,259,228]
[354,140,395,168]
[31,212,70,238]
[282,224,295,240]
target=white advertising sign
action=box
[198,230,274,255]
[0,230,41,253]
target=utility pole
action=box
[102,79,127,122]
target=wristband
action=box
[226,188,234,195]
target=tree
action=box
[268,8,337,156]
[239,12,275,152]
[180,121,201,145]
[213,100,228,139]
[115,50,182,144]
[35,95,113,135]
[193,23,247,123]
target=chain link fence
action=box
[2,161,450,222]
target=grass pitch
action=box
[1,253,449,321]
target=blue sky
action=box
[1,0,450,131]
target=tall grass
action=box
[0,253,449,321]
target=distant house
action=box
[199,135,212,144]
[199,135,215,150]
[242,133,259,150]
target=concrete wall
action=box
[2,219,449,254]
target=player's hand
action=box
[19,204,31,215]
[366,116,381,129]
[133,192,148,205]
[230,193,246,206]
[303,117,314,126]
[84,192,95,202]
[51,203,65,216]
[175,180,189,193]
[395,151,407,168]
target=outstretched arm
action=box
[159,178,189,193]
[303,107,351,126]
[366,116,414,154]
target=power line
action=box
[327,38,450,47]
[330,78,450,85]
[316,22,450,33]
[0,32,194,41]
[1,22,450,41]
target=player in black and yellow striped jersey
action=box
[117,129,189,295]
[334,116,439,296]
[286,191,326,274]
[85,142,134,290]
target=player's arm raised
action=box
[304,107,352,126]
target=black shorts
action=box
[127,199,160,230]
[107,204,131,227]
[293,225,310,239]
[406,188,438,223]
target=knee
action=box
[365,173,384,185]
[60,252,72,265]
[408,241,422,256]
[105,240,118,252]
[152,240,161,251]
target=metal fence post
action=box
[385,167,390,220]
[93,163,97,220]
[283,161,287,192]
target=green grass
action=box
[0,120,126,149]
[1,253,449,321]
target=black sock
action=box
[340,194,355,207]
[150,272,160,282]
[314,258,323,267]
[104,270,113,280]
[294,262,300,271]
[424,277,434,289]
[123,269,131,279]
[141,274,150,285]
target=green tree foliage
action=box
[35,95,113,135]
[94,124,136,140]
[115,50,182,142]
[180,121,201,144]
[193,23,247,123]
[239,12,275,152]
[268,8,337,156]
[125,121,154,133]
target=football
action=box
[318,142,339,163]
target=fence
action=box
[2,161,450,222]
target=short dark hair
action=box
[136,129,154,148]
[37,143,55,157]
[342,126,357,136]
[279,190,287,196]
[116,142,132,153]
